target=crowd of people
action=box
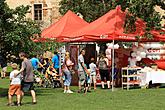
[0,48,116,106]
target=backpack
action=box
[98,58,107,69]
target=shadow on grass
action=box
[0,88,8,97]
[0,87,57,98]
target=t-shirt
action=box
[78,54,84,71]
[52,54,59,69]
[22,59,34,82]
[128,57,137,67]
[66,59,74,66]
[10,70,21,85]
[30,57,40,70]
[98,58,108,70]
[89,63,96,76]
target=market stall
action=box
[35,6,165,90]
[59,6,165,91]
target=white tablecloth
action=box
[139,70,165,86]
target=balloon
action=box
[136,56,142,61]
[152,55,157,59]
[136,51,141,56]
[106,48,111,60]
[114,44,119,49]
[131,52,136,57]
[140,52,146,58]
[157,55,160,60]
[145,43,150,48]
[147,55,152,59]
[106,43,113,49]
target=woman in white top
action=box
[128,51,137,67]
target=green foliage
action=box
[0,0,41,58]
[33,70,45,79]
[59,0,113,22]
[32,42,65,56]
[59,0,164,39]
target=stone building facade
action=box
[6,0,62,29]
[6,0,164,29]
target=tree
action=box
[0,0,41,59]
[59,0,165,33]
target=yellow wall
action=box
[155,6,165,27]
[6,0,62,29]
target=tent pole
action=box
[59,48,62,75]
[112,39,114,91]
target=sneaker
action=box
[67,90,73,93]
[87,90,91,93]
[63,90,67,93]
[6,103,15,106]
[17,103,21,106]
[32,102,37,105]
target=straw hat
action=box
[11,63,18,69]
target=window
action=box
[34,4,43,20]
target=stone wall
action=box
[155,6,165,27]
[6,0,62,29]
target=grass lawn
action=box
[0,79,165,110]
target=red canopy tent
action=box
[60,6,146,42]
[36,10,89,42]
[57,6,165,91]
[60,6,165,42]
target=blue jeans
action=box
[63,69,72,86]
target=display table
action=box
[121,67,141,90]
[138,70,165,87]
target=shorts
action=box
[78,71,86,86]
[64,79,71,86]
[90,75,96,83]
[21,81,34,92]
[99,69,110,81]
[8,84,21,95]
[86,76,90,84]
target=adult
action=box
[128,51,138,81]
[52,50,59,74]
[98,53,110,89]
[16,52,37,104]
[30,55,43,70]
[78,49,90,93]
[128,51,137,67]
[0,55,7,79]
[63,52,74,93]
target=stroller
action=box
[43,66,62,88]
[33,70,45,87]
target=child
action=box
[46,64,59,79]
[8,63,22,106]
[89,58,97,90]
[84,64,90,94]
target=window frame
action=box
[33,3,43,21]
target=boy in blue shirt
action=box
[52,51,59,74]
[30,55,43,70]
